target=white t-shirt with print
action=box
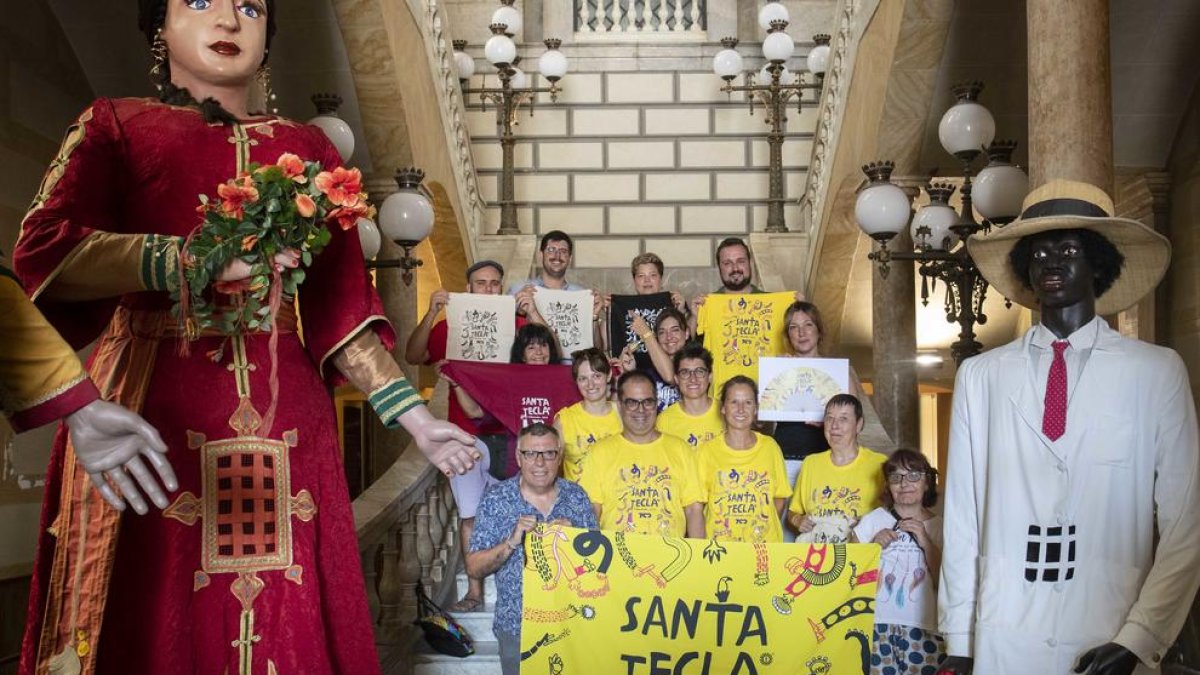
[853,507,943,631]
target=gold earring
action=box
[257,61,278,115]
[150,29,168,91]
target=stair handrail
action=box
[354,383,461,670]
[404,0,488,249]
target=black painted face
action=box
[1027,230,1097,308]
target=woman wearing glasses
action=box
[851,449,947,675]
[697,376,790,543]
[656,344,724,449]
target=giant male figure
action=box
[938,180,1200,675]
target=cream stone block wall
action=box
[463,65,817,256]
[573,174,641,201]
[536,206,607,235]
[751,204,804,230]
[680,205,751,233]
[680,140,748,167]
[609,206,678,234]
[572,108,640,136]
[716,172,770,200]
[484,206,535,232]
[643,238,714,267]
[573,238,642,268]
[645,173,711,201]
[645,108,711,136]
[471,142,534,170]
[538,142,604,169]
[605,73,676,103]
[751,138,814,167]
[678,73,745,103]
[608,141,675,168]
[514,175,569,202]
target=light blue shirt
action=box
[507,277,588,295]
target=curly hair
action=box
[1008,228,1125,298]
[137,0,278,124]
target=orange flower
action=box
[294,193,317,218]
[276,153,308,183]
[313,166,363,207]
[328,201,370,231]
[241,234,259,252]
[217,174,259,219]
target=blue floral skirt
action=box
[870,623,947,675]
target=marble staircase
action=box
[412,573,502,675]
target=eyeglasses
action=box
[886,471,928,484]
[543,246,571,257]
[621,397,658,412]
[519,449,561,462]
[677,367,710,380]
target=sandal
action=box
[448,595,484,612]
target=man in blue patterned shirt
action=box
[467,422,597,675]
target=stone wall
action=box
[1165,83,1200,402]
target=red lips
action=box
[209,41,242,56]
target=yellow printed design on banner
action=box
[521,525,880,674]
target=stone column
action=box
[367,176,419,476]
[1027,0,1113,192]
[871,227,920,450]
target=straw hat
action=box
[966,179,1170,315]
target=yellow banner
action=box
[520,526,880,674]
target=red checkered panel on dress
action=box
[215,453,279,558]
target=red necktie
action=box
[1042,340,1069,441]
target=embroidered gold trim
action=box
[12,373,88,412]
[20,107,93,238]
[318,315,391,379]
[201,437,294,574]
[163,491,202,527]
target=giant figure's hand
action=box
[399,405,481,477]
[937,656,974,674]
[66,400,177,515]
[1074,643,1137,675]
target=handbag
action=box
[414,584,476,658]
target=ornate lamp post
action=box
[457,1,569,235]
[366,168,437,285]
[712,2,828,233]
[856,82,1030,364]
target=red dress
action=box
[14,98,391,675]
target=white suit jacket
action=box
[939,319,1200,674]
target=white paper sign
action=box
[446,293,517,362]
[533,288,594,355]
[757,357,850,422]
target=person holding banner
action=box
[467,423,597,675]
[579,371,706,538]
[656,344,724,449]
[787,394,887,543]
[698,376,790,543]
[555,348,622,482]
[852,449,946,674]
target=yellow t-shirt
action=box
[555,401,623,482]
[696,291,794,392]
[788,446,887,521]
[656,400,724,449]
[697,432,791,543]
[578,433,704,537]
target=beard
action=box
[723,273,751,291]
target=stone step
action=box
[413,640,502,675]
[450,602,497,643]
[456,572,498,606]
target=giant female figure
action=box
[13,1,479,673]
